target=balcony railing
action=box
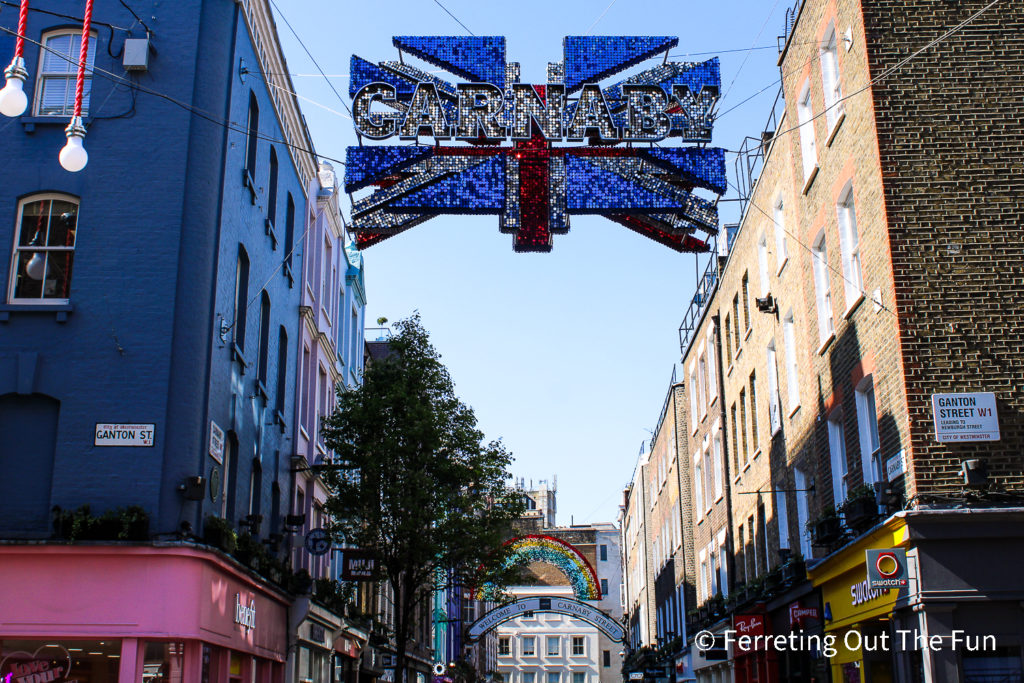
[678,254,719,353]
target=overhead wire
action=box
[721,0,784,102]
[729,177,898,319]
[717,0,1002,320]
[584,0,619,35]
[267,0,353,118]
[767,0,1000,144]
[0,24,348,168]
[430,0,475,36]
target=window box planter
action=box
[203,515,238,554]
[781,556,806,584]
[811,510,843,546]
[843,495,879,529]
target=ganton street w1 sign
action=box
[931,392,1000,442]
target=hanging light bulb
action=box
[60,0,93,171]
[0,57,28,117]
[59,117,88,172]
[25,251,46,280]
[1,0,30,116]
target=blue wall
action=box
[0,0,309,540]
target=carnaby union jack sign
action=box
[346,36,726,252]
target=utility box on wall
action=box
[122,38,150,71]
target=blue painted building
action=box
[0,1,366,680]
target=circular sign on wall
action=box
[209,466,221,502]
[305,528,331,556]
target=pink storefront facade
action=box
[0,545,290,683]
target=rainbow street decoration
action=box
[346,36,725,252]
[494,534,602,601]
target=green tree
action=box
[322,314,525,683]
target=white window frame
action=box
[694,454,704,516]
[8,193,80,304]
[697,344,708,418]
[782,311,800,412]
[757,233,770,296]
[795,469,813,558]
[773,197,788,273]
[706,328,718,405]
[837,183,864,309]
[34,30,97,117]
[775,489,790,551]
[547,636,560,656]
[698,550,708,601]
[524,674,536,683]
[712,427,723,500]
[820,23,844,132]
[811,230,835,345]
[499,637,511,657]
[572,673,586,683]
[547,672,560,683]
[703,440,713,512]
[855,376,881,485]
[766,341,782,436]
[717,529,729,597]
[796,80,818,185]
[689,362,699,434]
[828,412,849,504]
[522,636,536,657]
[572,636,586,657]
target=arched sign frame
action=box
[466,596,624,642]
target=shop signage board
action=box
[94,423,154,446]
[1,644,73,683]
[931,392,999,442]
[234,593,256,630]
[733,614,767,651]
[788,603,819,628]
[341,549,378,581]
[209,421,225,463]
[675,654,696,682]
[467,596,624,641]
[886,450,905,482]
[346,36,726,253]
[866,549,909,589]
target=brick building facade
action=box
[623,1,1024,682]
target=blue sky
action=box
[273,0,790,526]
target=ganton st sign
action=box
[467,596,624,642]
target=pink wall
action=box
[0,545,289,661]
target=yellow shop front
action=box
[808,518,909,683]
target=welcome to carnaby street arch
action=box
[344,36,727,253]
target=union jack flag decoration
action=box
[346,36,726,253]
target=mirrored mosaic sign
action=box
[346,36,726,252]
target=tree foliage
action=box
[322,314,525,681]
